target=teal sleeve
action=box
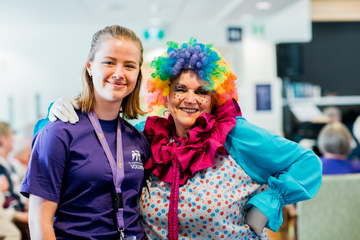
[33,102,53,135]
[134,121,146,132]
[225,117,322,231]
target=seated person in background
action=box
[296,106,341,155]
[12,133,32,182]
[0,122,26,210]
[0,175,22,240]
[322,106,342,123]
[0,122,29,240]
[348,115,360,160]
[318,122,360,174]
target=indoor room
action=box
[0,0,359,239]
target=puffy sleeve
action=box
[224,116,322,231]
[33,118,50,135]
[33,102,53,135]
[134,120,146,132]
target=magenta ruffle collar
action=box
[144,98,242,185]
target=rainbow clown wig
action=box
[147,38,238,113]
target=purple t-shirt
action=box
[321,157,360,175]
[21,112,149,239]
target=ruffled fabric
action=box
[143,98,242,185]
[144,98,242,239]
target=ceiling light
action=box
[255,1,272,10]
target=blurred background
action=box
[1,1,360,240]
[0,0,359,136]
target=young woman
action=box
[21,25,149,240]
[43,38,322,239]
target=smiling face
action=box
[86,38,141,105]
[168,70,213,137]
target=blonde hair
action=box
[318,122,352,155]
[78,25,145,119]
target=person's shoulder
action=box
[39,111,89,137]
[146,115,165,125]
[350,160,360,173]
[144,116,169,132]
[234,116,247,124]
[231,116,267,135]
[121,118,146,138]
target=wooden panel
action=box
[312,0,360,21]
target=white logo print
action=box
[132,150,141,162]
[129,150,144,170]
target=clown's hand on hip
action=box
[246,206,268,236]
[49,98,79,124]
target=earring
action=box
[163,109,170,117]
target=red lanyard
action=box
[88,111,125,237]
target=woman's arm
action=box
[29,195,58,240]
[48,98,79,123]
[33,98,79,135]
[22,126,68,238]
[225,116,322,231]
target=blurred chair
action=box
[297,174,360,240]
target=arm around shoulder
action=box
[225,117,322,231]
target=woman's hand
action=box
[49,98,79,124]
[246,206,268,236]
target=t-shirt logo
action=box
[129,150,144,170]
[131,150,141,162]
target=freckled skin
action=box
[167,70,213,137]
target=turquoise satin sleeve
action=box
[134,121,146,131]
[33,102,53,135]
[225,116,322,231]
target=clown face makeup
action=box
[147,38,238,114]
[167,70,213,137]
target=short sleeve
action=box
[21,127,68,203]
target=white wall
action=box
[237,33,283,134]
[266,0,312,43]
[0,26,94,130]
[0,0,312,134]
[231,0,312,134]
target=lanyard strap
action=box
[87,111,125,232]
